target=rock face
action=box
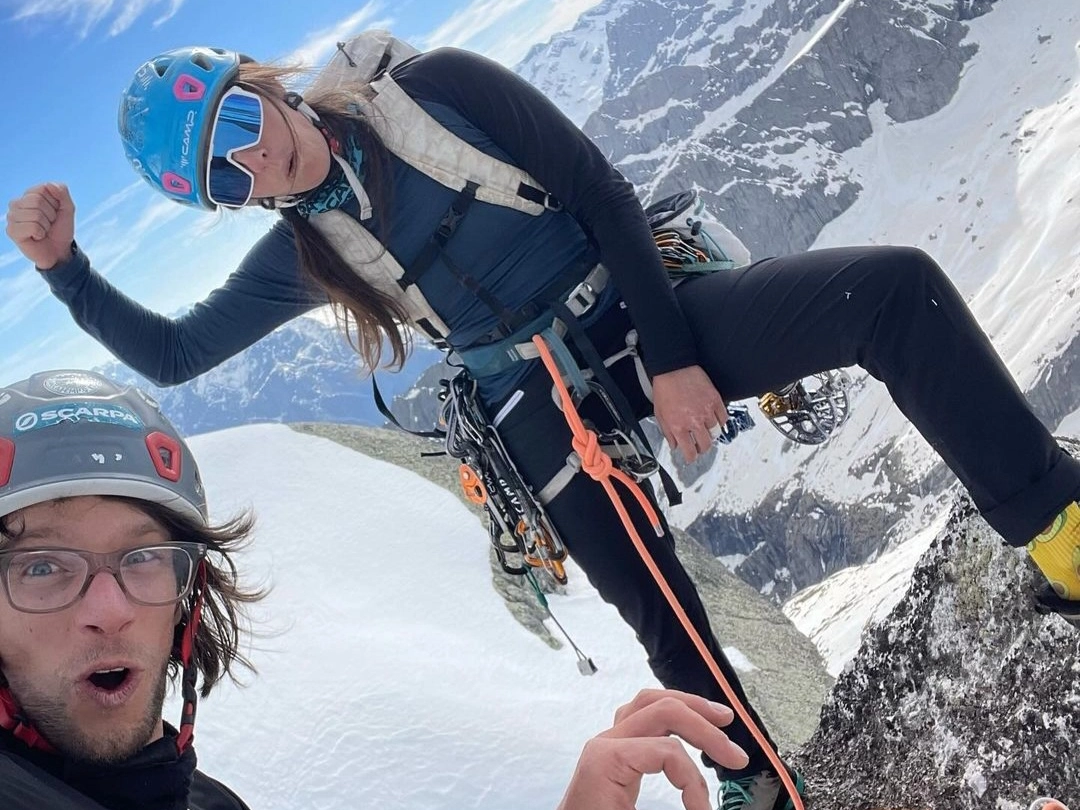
[792,442,1080,808]
[522,0,1002,258]
[290,421,832,751]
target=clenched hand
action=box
[6,183,76,271]
[652,365,729,464]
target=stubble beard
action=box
[9,664,170,765]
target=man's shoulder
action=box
[190,769,252,810]
[0,750,106,809]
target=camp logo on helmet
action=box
[134,63,154,91]
[180,109,197,169]
[41,372,111,397]
[14,403,143,434]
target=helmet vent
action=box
[189,52,214,72]
[146,432,182,483]
[0,438,14,488]
[151,57,170,78]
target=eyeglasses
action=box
[206,86,264,209]
[0,542,207,614]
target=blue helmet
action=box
[118,46,243,210]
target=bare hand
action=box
[6,183,76,270]
[652,366,729,464]
[556,689,748,810]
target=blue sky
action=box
[0,0,599,384]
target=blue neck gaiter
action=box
[296,136,365,217]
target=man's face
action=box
[0,496,179,763]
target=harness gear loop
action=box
[441,371,569,583]
[531,331,806,810]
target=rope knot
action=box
[573,430,612,479]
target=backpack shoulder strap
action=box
[307,30,420,96]
[308,208,453,343]
[308,31,560,217]
[363,73,557,216]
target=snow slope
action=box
[168,424,732,810]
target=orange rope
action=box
[531,333,806,810]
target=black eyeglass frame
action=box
[0,541,208,614]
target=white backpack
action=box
[302,31,750,344]
[302,31,563,342]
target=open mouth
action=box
[87,667,131,692]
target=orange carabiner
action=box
[459,464,487,505]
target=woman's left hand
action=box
[652,365,729,464]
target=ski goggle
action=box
[206,86,264,208]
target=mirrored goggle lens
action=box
[207,88,263,208]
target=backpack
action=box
[306,31,561,222]
[303,31,751,345]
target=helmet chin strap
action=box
[174,560,207,754]
[272,92,372,218]
[0,687,56,753]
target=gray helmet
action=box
[0,370,206,525]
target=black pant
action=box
[493,246,1080,777]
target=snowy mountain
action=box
[521,0,1004,258]
[94,312,444,436]
[175,423,828,810]
[518,0,1080,619]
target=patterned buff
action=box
[295,136,365,217]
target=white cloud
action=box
[11,0,186,38]
[281,2,395,70]
[0,328,112,384]
[0,264,51,326]
[0,249,20,271]
[78,181,147,231]
[419,0,531,53]
[421,0,602,66]
[76,192,191,277]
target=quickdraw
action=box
[440,371,569,584]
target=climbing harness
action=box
[645,189,853,446]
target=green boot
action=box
[717,768,805,810]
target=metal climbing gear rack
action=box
[439,370,569,584]
[758,369,853,445]
[646,188,853,446]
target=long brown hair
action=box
[0,497,266,699]
[237,63,411,372]
[135,499,265,698]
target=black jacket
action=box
[0,725,250,810]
